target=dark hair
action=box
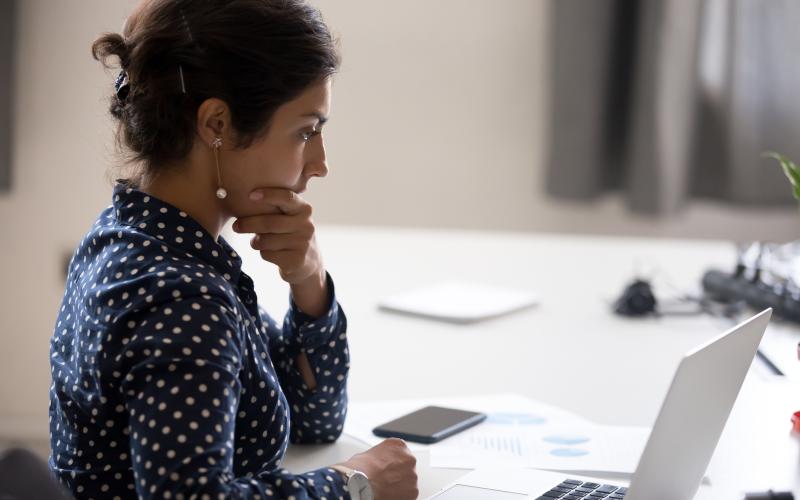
[92,0,339,178]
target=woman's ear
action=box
[196,98,233,148]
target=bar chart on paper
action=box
[431,414,649,474]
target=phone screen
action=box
[372,406,486,443]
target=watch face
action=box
[349,471,373,500]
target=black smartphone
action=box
[372,406,487,444]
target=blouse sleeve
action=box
[261,272,350,444]
[111,289,349,499]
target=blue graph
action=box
[550,448,590,457]
[487,413,547,425]
[542,434,591,445]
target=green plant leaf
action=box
[763,151,800,200]
[764,152,800,185]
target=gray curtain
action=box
[0,0,15,193]
[546,0,800,214]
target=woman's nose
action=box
[306,141,329,178]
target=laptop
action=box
[430,309,772,500]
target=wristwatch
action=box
[331,465,374,500]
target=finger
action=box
[259,250,306,276]
[233,214,309,235]
[385,438,408,448]
[250,233,308,252]
[248,187,311,216]
[258,249,290,268]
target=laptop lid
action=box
[625,309,772,500]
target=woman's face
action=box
[219,79,332,217]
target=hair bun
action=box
[91,32,130,69]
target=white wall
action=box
[309,0,798,239]
[1,0,797,450]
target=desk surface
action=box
[227,225,800,499]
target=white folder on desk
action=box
[378,282,539,323]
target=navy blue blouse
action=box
[49,183,351,499]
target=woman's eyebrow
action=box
[300,112,328,125]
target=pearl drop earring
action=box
[212,137,227,199]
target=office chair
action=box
[0,447,74,500]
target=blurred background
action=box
[1,0,799,455]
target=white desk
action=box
[227,225,800,499]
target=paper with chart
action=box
[429,419,649,473]
[343,393,650,475]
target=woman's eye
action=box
[301,130,320,142]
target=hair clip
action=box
[178,65,187,94]
[114,70,130,102]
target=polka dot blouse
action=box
[49,183,351,499]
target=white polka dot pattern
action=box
[49,183,351,499]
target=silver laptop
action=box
[431,309,772,500]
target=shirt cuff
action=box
[288,271,346,350]
[309,467,350,498]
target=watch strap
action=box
[330,464,355,480]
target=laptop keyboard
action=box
[536,479,627,499]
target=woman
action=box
[48,1,417,498]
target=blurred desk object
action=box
[227,225,800,499]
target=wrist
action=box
[337,457,376,481]
[331,464,373,500]
[290,268,328,317]
[331,463,354,479]
[292,266,326,290]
